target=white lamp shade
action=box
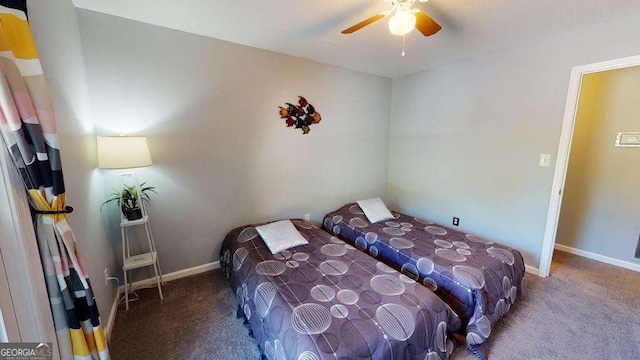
[389,10,416,36]
[96,136,153,169]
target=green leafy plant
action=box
[101,182,156,220]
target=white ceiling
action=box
[72,0,640,78]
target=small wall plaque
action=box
[615,132,640,147]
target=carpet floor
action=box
[109,251,640,359]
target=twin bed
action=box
[322,204,525,356]
[221,220,461,360]
[220,202,525,360]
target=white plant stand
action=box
[121,214,164,310]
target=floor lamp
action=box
[96,135,164,310]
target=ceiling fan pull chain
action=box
[402,34,406,56]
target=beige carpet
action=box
[108,271,260,360]
[450,251,640,359]
[109,251,640,359]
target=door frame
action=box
[538,54,640,277]
[0,246,18,342]
[0,137,58,355]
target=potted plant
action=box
[101,182,156,220]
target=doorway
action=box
[539,55,640,277]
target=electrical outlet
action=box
[104,268,109,287]
[452,217,460,226]
[304,213,310,222]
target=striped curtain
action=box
[0,2,109,360]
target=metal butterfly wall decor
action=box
[278,96,321,134]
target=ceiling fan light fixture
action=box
[388,10,416,36]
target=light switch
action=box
[539,154,551,167]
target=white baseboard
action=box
[554,244,640,273]
[105,291,119,341]
[117,261,221,294]
[524,264,539,276]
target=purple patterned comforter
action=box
[323,204,525,348]
[221,219,461,360]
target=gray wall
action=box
[30,3,640,305]
[28,1,118,329]
[76,10,392,279]
[387,12,640,267]
[556,67,640,263]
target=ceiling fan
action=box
[341,0,441,37]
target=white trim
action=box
[554,244,640,273]
[524,264,539,276]
[105,292,120,342]
[0,174,18,342]
[0,248,14,343]
[117,261,220,295]
[539,54,640,278]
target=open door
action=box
[539,54,640,277]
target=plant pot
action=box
[123,208,143,221]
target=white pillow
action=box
[357,198,394,224]
[255,220,309,254]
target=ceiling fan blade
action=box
[341,13,387,34]
[414,11,442,37]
